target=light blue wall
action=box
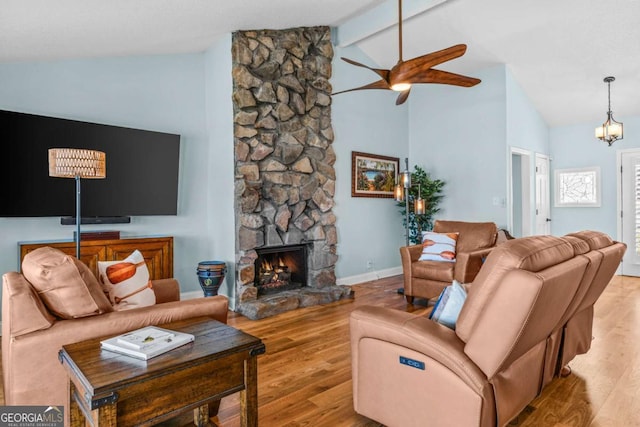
[550,116,640,238]
[506,69,549,155]
[408,65,508,227]
[331,45,408,278]
[204,35,236,305]
[0,54,211,297]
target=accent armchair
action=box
[399,220,498,303]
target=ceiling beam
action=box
[335,0,450,47]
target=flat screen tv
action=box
[0,109,180,223]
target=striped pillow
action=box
[418,231,459,262]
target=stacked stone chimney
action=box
[232,26,350,319]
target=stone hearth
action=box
[232,26,351,320]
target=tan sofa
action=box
[2,248,229,424]
[351,231,625,427]
[400,220,498,303]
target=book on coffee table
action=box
[101,326,195,360]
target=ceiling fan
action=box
[333,0,481,105]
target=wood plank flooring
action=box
[1,274,637,426]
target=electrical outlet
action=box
[366,259,373,270]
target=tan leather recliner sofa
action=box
[351,231,625,427]
[2,248,229,424]
[399,220,498,303]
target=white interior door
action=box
[535,154,551,235]
[619,150,640,276]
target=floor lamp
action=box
[48,148,106,259]
[395,158,425,295]
[395,158,426,245]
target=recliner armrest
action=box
[400,244,423,263]
[454,247,494,283]
[399,245,424,295]
[350,305,488,392]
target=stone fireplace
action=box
[232,26,351,320]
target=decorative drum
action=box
[196,261,227,297]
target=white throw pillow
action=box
[418,231,459,262]
[429,280,467,329]
[98,250,156,311]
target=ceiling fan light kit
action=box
[333,0,480,105]
[595,76,623,146]
[391,82,412,92]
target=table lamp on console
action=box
[48,148,106,259]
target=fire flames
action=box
[259,256,291,287]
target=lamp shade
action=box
[414,197,425,215]
[595,114,623,145]
[401,169,411,188]
[48,148,106,179]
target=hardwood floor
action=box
[213,274,640,427]
[1,274,637,426]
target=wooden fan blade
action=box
[332,79,391,96]
[405,68,481,87]
[391,44,468,83]
[396,88,411,105]
[340,57,390,81]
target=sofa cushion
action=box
[566,230,614,250]
[2,272,56,336]
[419,231,458,262]
[21,247,113,319]
[562,235,590,255]
[98,250,156,311]
[433,220,497,253]
[413,260,455,282]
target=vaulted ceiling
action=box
[2,0,638,127]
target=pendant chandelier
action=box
[595,76,623,146]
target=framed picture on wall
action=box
[351,151,399,198]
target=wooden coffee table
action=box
[59,317,265,426]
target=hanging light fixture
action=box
[595,76,623,146]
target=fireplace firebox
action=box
[254,244,307,296]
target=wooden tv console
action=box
[19,236,173,280]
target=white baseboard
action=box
[336,266,402,286]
